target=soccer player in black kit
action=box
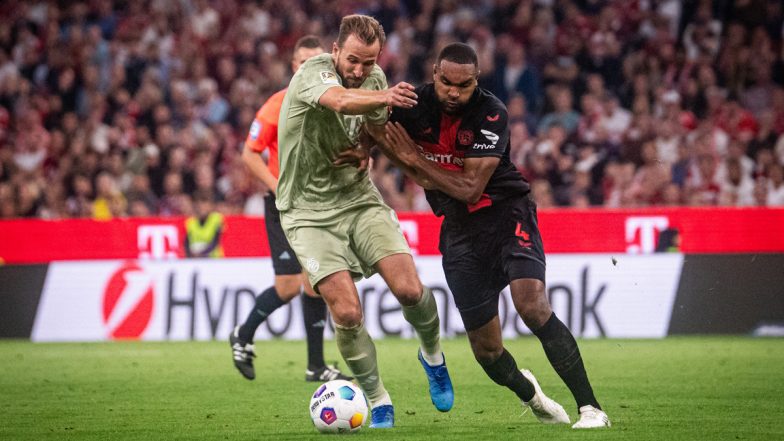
[370,43,610,429]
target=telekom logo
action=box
[102,262,155,339]
[399,220,419,255]
[625,216,669,254]
[138,225,179,259]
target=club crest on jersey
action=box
[320,71,339,85]
[458,130,474,145]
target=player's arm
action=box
[365,123,437,189]
[241,119,279,193]
[383,122,499,205]
[318,81,418,114]
[333,126,373,172]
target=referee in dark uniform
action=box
[371,42,610,429]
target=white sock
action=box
[421,349,444,366]
[370,391,393,408]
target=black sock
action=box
[532,313,600,409]
[479,349,535,402]
[301,293,327,370]
[238,286,286,342]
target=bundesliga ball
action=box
[309,380,368,434]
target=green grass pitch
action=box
[2,337,783,440]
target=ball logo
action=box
[102,261,155,339]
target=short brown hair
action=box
[294,35,323,52]
[337,15,385,48]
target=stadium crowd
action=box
[1,0,783,220]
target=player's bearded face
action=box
[333,35,381,89]
[433,60,479,114]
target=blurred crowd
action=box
[1,0,783,220]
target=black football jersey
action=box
[389,84,530,218]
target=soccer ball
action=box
[309,380,368,433]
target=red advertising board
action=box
[1,208,783,264]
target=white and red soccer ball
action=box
[309,380,368,433]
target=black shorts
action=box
[265,194,302,275]
[440,194,546,331]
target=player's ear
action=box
[332,42,339,56]
[432,64,438,78]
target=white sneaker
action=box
[520,369,570,424]
[572,405,610,429]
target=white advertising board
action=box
[32,254,683,342]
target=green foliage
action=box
[1,337,783,440]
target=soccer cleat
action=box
[520,369,570,424]
[305,364,354,382]
[369,404,395,428]
[418,350,454,412]
[572,405,611,429]
[229,326,256,380]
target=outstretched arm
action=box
[318,82,418,115]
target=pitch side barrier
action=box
[1,254,782,341]
[2,207,783,263]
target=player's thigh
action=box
[300,272,318,297]
[280,210,363,291]
[465,315,505,363]
[374,253,422,306]
[316,270,363,327]
[351,202,411,276]
[274,274,303,301]
[509,278,552,329]
[500,195,546,281]
[442,252,505,332]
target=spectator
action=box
[538,86,580,136]
[184,190,224,258]
[92,171,126,220]
[488,40,543,114]
[766,162,784,205]
[718,157,756,206]
[0,1,782,217]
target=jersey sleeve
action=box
[363,65,389,125]
[245,91,285,154]
[466,104,510,158]
[294,56,342,109]
[246,118,277,153]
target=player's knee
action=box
[519,302,552,329]
[330,303,363,328]
[389,279,423,307]
[470,339,504,365]
[274,276,302,301]
[473,346,504,366]
[512,280,552,329]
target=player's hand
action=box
[384,122,420,165]
[333,147,370,172]
[384,82,417,109]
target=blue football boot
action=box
[418,350,454,412]
[369,404,394,428]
